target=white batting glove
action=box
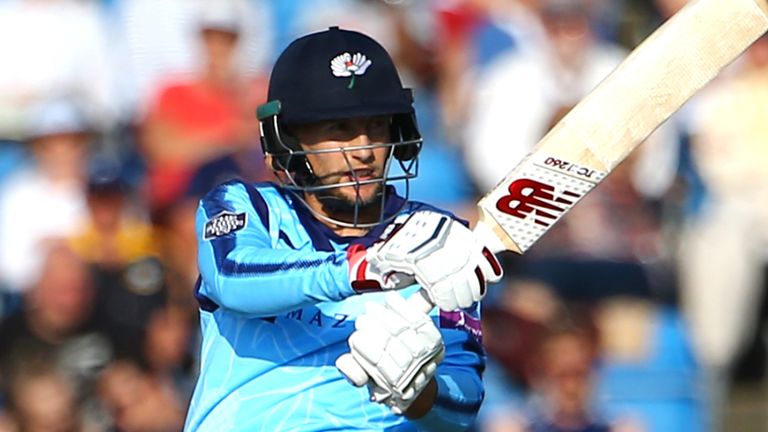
[368,211,504,311]
[347,292,445,414]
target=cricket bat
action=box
[337,0,768,386]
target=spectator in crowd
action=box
[0,100,92,301]
[2,362,85,432]
[678,33,768,429]
[464,0,629,193]
[465,0,677,204]
[114,0,272,121]
[0,245,112,428]
[139,0,268,217]
[479,278,565,430]
[432,0,546,136]
[70,160,158,270]
[508,322,632,432]
[97,360,186,432]
[89,254,168,364]
[70,161,168,362]
[464,0,680,293]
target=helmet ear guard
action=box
[390,112,421,162]
[257,100,315,186]
[389,88,420,162]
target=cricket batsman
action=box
[184,27,503,431]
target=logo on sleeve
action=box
[204,212,247,240]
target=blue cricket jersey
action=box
[184,180,486,431]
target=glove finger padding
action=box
[369,211,504,311]
[383,350,444,415]
[347,292,444,413]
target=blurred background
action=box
[0,0,766,431]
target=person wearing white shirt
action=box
[0,101,91,294]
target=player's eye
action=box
[367,117,390,138]
[324,121,352,137]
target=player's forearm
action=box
[410,369,484,431]
[198,246,355,316]
[404,378,438,419]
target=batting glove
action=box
[368,211,504,311]
[347,292,445,414]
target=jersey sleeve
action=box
[413,317,485,431]
[196,181,356,317]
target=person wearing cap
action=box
[70,160,158,270]
[140,0,267,218]
[184,27,503,431]
[0,100,91,295]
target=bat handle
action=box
[335,290,435,387]
[472,219,507,254]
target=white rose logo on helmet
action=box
[330,52,372,89]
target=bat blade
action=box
[477,0,768,254]
[335,0,768,386]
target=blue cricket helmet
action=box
[257,27,422,227]
[264,26,415,124]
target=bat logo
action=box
[496,179,581,227]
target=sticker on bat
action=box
[542,157,598,180]
[495,179,581,227]
[204,211,247,240]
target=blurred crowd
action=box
[0,0,766,431]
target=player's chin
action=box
[341,182,382,202]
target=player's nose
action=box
[347,133,375,160]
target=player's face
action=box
[293,116,392,214]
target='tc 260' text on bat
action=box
[337,0,768,385]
